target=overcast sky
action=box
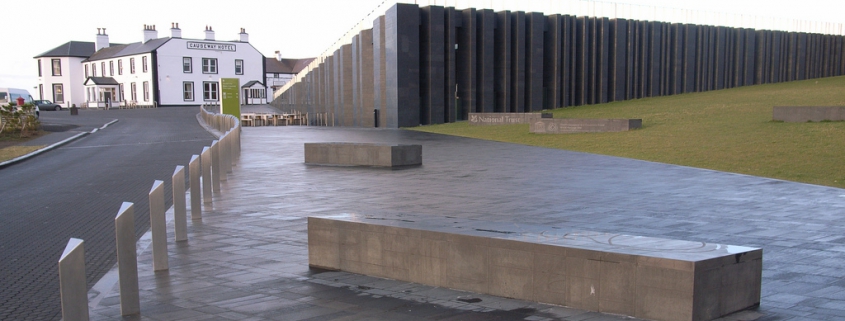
[4,0,845,91]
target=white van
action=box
[0,88,34,106]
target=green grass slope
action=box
[411,76,845,188]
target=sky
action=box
[4,0,845,91]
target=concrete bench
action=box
[530,118,642,133]
[304,143,422,167]
[772,106,845,122]
[308,214,761,321]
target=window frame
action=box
[143,81,150,101]
[101,62,106,77]
[130,82,137,101]
[51,59,61,76]
[84,64,89,78]
[130,58,136,74]
[202,81,219,101]
[52,83,64,103]
[202,58,217,74]
[235,59,243,75]
[183,82,194,101]
[142,56,148,73]
[183,57,192,73]
[92,63,97,77]
[119,83,124,101]
[38,60,42,77]
[109,61,114,76]
[118,59,123,75]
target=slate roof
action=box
[265,57,315,74]
[85,38,171,62]
[242,80,264,88]
[84,77,119,85]
[34,41,119,58]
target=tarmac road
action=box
[0,107,215,320]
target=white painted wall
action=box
[35,56,86,107]
[156,38,264,106]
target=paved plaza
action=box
[87,125,844,320]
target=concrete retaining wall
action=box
[308,214,762,321]
[773,106,845,122]
[468,112,550,125]
[304,143,422,167]
[530,118,642,133]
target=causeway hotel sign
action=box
[186,41,236,52]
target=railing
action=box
[58,104,240,319]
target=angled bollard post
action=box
[115,202,140,316]
[189,155,201,220]
[224,131,233,174]
[59,238,89,321]
[149,180,168,271]
[219,134,228,182]
[211,140,221,193]
[201,146,212,204]
[172,166,187,242]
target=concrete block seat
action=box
[772,106,845,122]
[530,118,642,133]
[309,213,762,321]
[304,143,422,167]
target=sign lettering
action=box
[187,41,236,52]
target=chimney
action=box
[170,22,181,38]
[204,26,215,41]
[143,24,158,43]
[95,28,109,51]
[275,50,282,62]
[239,28,249,42]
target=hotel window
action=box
[37,60,42,77]
[84,64,89,78]
[143,81,150,101]
[130,82,137,101]
[142,56,148,73]
[52,84,64,103]
[203,81,218,100]
[202,58,217,74]
[183,57,192,73]
[235,59,243,75]
[183,82,194,101]
[130,58,136,74]
[109,61,114,76]
[92,63,97,77]
[51,59,61,76]
[119,83,124,101]
[249,88,264,98]
[101,62,106,76]
[39,84,43,100]
[118,59,123,75]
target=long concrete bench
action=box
[304,143,422,167]
[530,118,642,133]
[308,214,762,321]
[772,106,845,122]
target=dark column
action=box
[494,10,512,112]
[649,21,662,97]
[771,31,782,83]
[754,30,767,84]
[511,11,526,111]
[596,17,609,104]
[543,14,562,109]
[743,29,755,86]
[670,23,683,95]
[384,3,420,128]
[683,24,696,93]
[610,18,627,102]
[457,8,476,119]
[373,16,387,125]
[421,6,445,125]
[525,12,544,111]
[477,9,495,113]
[562,15,574,107]
[445,7,457,122]
[715,26,727,90]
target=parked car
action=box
[33,100,61,111]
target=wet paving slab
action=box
[88,125,844,320]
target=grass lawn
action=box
[411,76,845,189]
[0,130,47,162]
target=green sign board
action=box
[220,78,240,119]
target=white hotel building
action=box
[34,24,266,108]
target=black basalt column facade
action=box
[273,3,845,128]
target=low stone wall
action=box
[468,112,551,125]
[530,118,642,133]
[304,143,422,167]
[309,214,762,321]
[772,106,845,122]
